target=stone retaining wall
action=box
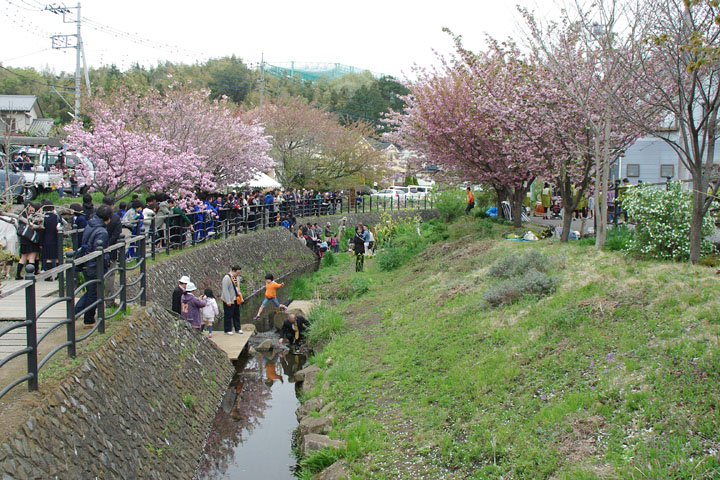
[0,304,233,479]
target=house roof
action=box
[0,95,39,112]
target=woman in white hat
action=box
[181,282,207,329]
[172,275,190,314]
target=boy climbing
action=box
[252,273,287,320]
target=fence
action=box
[0,194,432,400]
[0,234,147,400]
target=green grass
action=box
[289,216,720,479]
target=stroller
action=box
[549,197,563,219]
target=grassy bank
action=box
[293,217,720,479]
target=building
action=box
[0,95,53,135]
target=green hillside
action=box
[294,217,720,479]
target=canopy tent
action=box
[228,171,281,190]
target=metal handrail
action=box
[34,263,73,282]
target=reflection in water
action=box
[195,345,307,480]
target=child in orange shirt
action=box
[252,273,287,320]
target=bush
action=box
[488,252,548,279]
[322,251,336,267]
[434,189,467,221]
[350,277,370,297]
[623,182,717,260]
[483,269,556,307]
[290,277,312,299]
[604,225,632,251]
[307,305,346,347]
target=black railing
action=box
[0,234,147,400]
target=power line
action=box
[2,0,42,11]
[0,48,52,63]
[82,16,207,58]
[0,65,74,91]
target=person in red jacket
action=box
[465,187,475,215]
[252,273,287,320]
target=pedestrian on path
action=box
[221,265,244,335]
[353,225,365,272]
[465,187,475,215]
[201,287,219,338]
[252,273,286,320]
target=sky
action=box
[1,0,561,79]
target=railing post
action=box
[190,215,196,247]
[96,240,105,335]
[150,217,156,261]
[370,195,372,212]
[57,224,65,298]
[165,221,171,256]
[224,217,229,239]
[25,264,38,392]
[139,236,147,307]
[118,235,127,313]
[201,214,207,243]
[263,207,267,230]
[65,251,76,359]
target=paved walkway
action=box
[0,280,68,357]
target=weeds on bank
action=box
[306,305,346,348]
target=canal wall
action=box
[0,304,234,480]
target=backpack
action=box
[75,225,103,272]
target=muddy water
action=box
[195,334,307,480]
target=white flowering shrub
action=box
[622,182,717,260]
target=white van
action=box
[407,185,431,199]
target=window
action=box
[626,164,640,178]
[660,164,674,179]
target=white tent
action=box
[229,172,281,190]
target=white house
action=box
[0,95,46,134]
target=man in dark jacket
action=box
[81,193,95,220]
[75,204,111,327]
[102,196,123,306]
[278,314,310,347]
[172,276,190,315]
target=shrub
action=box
[434,189,467,221]
[322,251,336,267]
[307,305,346,347]
[483,269,556,307]
[488,252,548,279]
[604,225,632,251]
[350,277,370,297]
[290,277,312,299]
[298,448,342,474]
[623,182,717,260]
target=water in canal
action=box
[195,331,307,480]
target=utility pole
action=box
[259,52,265,109]
[47,2,89,118]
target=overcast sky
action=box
[1,0,560,79]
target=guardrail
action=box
[0,234,146,400]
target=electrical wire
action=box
[0,48,52,63]
[2,0,42,11]
[82,16,207,59]
[0,65,74,91]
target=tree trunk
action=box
[595,117,611,250]
[561,205,573,242]
[512,197,523,228]
[689,183,706,264]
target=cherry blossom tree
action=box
[65,109,208,199]
[522,9,654,242]
[66,85,273,201]
[388,35,561,227]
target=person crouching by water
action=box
[181,282,206,330]
[200,287,219,338]
[252,273,287,320]
[278,314,310,348]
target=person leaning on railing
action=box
[75,204,112,329]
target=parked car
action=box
[389,186,410,196]
[0,153,27,203]
[10,147,63,201]
[406,185,431,199]
[375,188,406,198]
